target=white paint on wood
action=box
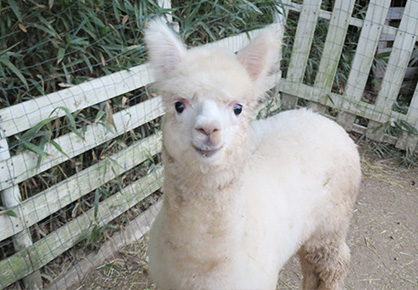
[337,0,391,130]
[374,0,418,119]
[0,64,153,138]
[0,97,164,191]
[0,167,163,289]
[0,134,42,289]
[0,133,162,242]
[46,201,162,290]
[314,0,356,92]
[287,0,322,83]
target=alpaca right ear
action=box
[145,18,186,80]
[237,26,281,83]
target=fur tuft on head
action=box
[145,17,186,80]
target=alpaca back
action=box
[243,108,360,272]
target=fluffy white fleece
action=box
[145,19,361,290]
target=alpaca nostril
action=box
[195,126,219,136]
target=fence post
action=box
[0,133,43,290]
[158,0,172,22]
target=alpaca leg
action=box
[301,238,350,290]
[298,248,320,289]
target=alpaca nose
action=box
[195,124,219,136]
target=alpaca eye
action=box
[175,101,185,113]
[233,104,243,116]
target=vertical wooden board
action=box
[345,0,391,101]
[273,0,291,24]
[281,93,298,110]
[337,0,391,131]
[396,81,418,150]
[0,136,42,289]
[286,0,322,83]
[157,0,172,22]
[314,0,356,92]
[405,81,418,129]
[374,0,418,119]
[366,119,386,142]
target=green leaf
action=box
[81,54,93,73]
[5,209,18,218]
[49,140,70,158]
[51,106,85,139]
[57,47,65,64]
[0,57,28,88]
[94,189,101,220]
[8,0,22,22]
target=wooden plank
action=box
[373,0,418,119]
[47,201,162,290]
[279,78,408,124]
[337,0,391,130]
[314,0,356,92]
[281,93,298,110]
[396,82,418,151]
[386,7,404,20]
[0,134,43,289]
[0,132,162,242]
[0,96,164,191]
[279,79,418,149]
[273,0,290,24]
[288,2,398,35]
[0,63,153,138]
[157,0,172,22]
[0,166,163,289]
[286,0,322,83]
[367,0,418,142]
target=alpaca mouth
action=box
[193,146,221,158]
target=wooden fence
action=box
[0,0,417,289]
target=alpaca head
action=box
[145,19,281,172]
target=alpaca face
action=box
[145,19,281,169]
[159,58,253,169]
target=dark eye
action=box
[175,101,185,113]
[233,104,243,116]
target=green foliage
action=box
[172,0,280,45]
[0,0,280,108]
[0,0,164,107]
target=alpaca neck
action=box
[161,148,248,251]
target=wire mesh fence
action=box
[0,0,417,289]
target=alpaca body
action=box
[144,19,361,290]
[148,109,360,290]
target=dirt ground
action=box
[75,147,418,290]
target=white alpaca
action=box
[145,19,361,290]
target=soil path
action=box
[77,154,418,290]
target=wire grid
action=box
[0,0,418,289]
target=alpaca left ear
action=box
[237,26,281,83]
[145,18,187,81]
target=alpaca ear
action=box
[237,26,281,82]
[145,18,186,80]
